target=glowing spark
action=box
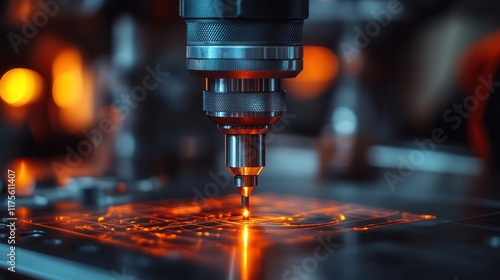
[420,215,436,219]
[243,209,250,221]
[353,227,368,231]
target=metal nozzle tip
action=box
[242,196,250,221]
[241,196,249,209]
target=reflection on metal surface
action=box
[21,193,434,279]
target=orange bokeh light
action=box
[52,48,84,108]
[285,46,339,100]
[16,160,35,196]
[7,0,33,24]
[52,48,94,133]
[0,68,43,107]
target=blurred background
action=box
[1,0,500,279]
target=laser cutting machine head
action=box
[180,0,309,215]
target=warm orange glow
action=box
[421,214,436,220]
[24,193,434,268]
[0,68,43,107]
[54,201,83,211]
[52,48,94,132]
[53,72,82,108]
[458,31,500,161]
[52,48,84,108]
[243,225,248,248]
[353,227,369,231]
[339,214,346,221]
[301,46,339,82]
[171,205,202,215]
[285,46,339,100]
[243,209,250,220]
[117,182,127,194]
[8,0,33,24]
[242,224,249,280]
[17,207,30,221]
[18,0,31,18]
[16,160,35,196]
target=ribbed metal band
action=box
[187,46,302,60]
[187,59,302,72]
[203,91,286,112]
[186,20,303,46]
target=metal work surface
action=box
[2,193,435,280]
[1,136,500,280]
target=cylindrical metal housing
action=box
[180,0,309,197]
[181,0,308,78]
[226,134,264,171]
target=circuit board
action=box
[19,193,435,260]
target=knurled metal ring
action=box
[186,20,303,46]
[203,91,286,113]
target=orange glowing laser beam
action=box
[243,225,248,248]
[242,224,249,280]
